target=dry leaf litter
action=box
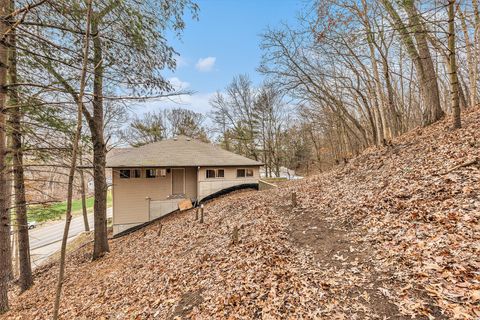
[4,108,480,319]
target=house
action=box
[260,166,303,180]
[106,135,263,235]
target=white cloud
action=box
[168,77,190,91]
[175,92,216,114]
[195,57,216,72]
[133,92,216,115]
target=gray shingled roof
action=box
[106,136,263,167]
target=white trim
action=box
[112,172,116,225]
[205,168,216,179]
[205,167,225,179]
[119,168,131,179]
[146,197,151,221]
[236,168,246,178]
[236,167,254,178]
[145,168,158,178]
[197,166,200,201]
[217,168,225,178]
[132,168,142,179]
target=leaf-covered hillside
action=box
[5,109,480,319]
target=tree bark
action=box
[0,0,12,313]
[90,17,109,260]
[448,0,461,128]
[361,0,388,142]
[473,0,480,100]
[79,155,90,232]
[381,0,444,126]
[458,5,477,108]
[7,0,33,290]
[402,0,444,125]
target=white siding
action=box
[112,167,197,227]
[197,166,259,200]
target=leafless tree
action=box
[53,0,92,317]
[259,0,478,171]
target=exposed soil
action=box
[169,289,204,319]
[289,206,408,319]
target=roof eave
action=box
[106,163,263,168]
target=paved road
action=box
[29,207,112,267]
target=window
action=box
[132,169,141,178]
[146,169,157,178]
[237,168,254,178]
[236,169,245,178]
[206,169,224,179]
[159,169,167,177]
[206,169,216,179]
[119,169,131,179]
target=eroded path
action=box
[286,204,406,319]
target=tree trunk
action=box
[0,0,12,313]
[458,74,468,110]
[377,28,402,136]
[402,0,444,125]
[361,0,389,142]
[90,18,109,260]
[7,4,33,290]
[5,111,12,281]
[79,157,90,232]
[448,0,461,128]
[5,127,12,282]
[458,5,477,108]
[80,177,90,232]
[382,55,401,135]
[381,0,444,126]
[11,110,33,292]
[91,132,109,259]
[473,0,479,106]
[52,1,93,318]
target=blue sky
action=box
[136,0,304,115]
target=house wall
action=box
[197,166,260,200]
[112,166,259,235]
[185,167,197,198]
[112,167,197,230]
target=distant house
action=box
[106,136,263,235]
[260,166,303,180]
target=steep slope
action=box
[5,109,480,319]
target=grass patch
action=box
[28,191,112,223]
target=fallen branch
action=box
[442,157,479,175]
